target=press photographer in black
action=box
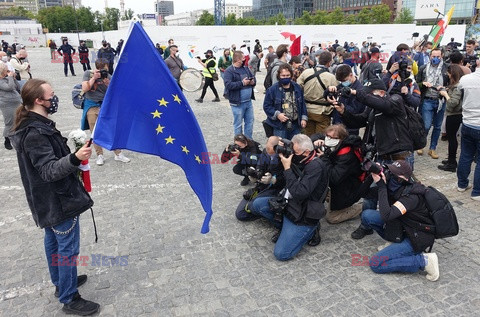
[221,134,261,186]
[249,134,329,261]
[235,136,286,221]
[312,124,365,224]
[326,65,366,135]
[383,57,421,110]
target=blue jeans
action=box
[361,209,426,274]
[457,125,480,196]
[44,217,80,304]
[421,98,446,150]
[273,125,300,140]
[251,197,317,261]
[230,101,254,139]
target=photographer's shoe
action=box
[240,176,249,186]
[212,98,221,102]
[271,229,281,243]
[62,292,100,316]
[417,149,423,155]
[351,225,373,240]
[428,149,439,159]
[195,98,203,103]
[4,137,12,150]
[423,253,440,282]
[307,225,321,246]
[437,163,456,172]
[55,275,88,298]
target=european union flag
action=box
[93,23,213,233]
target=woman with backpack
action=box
[437,64,465,173]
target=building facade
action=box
[247,0,314,21]
[0,0,82,14]
[225,3,252,19]
[164,9,214,26]
[313,0,398,16]
[401,0,476,25]
[155,0,174,21]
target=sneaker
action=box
[377,241,393,251]
[195,98,203,103]
[423,252,440,281]
[428,149,439,159]
[417,149,423,155]
[62,292,100,316]
[4,137,12,150]
[437,163,456,172]
[55,275,87,298]
[351,225,374,240]
[240,176,249,186]
[271,229,281,243]
[212,98,221,102]
[440,134,447,141]
[457,184,472,192]
[114,153,130,163]
[307,225,321,246]
[95,155,104,166]
[471,195,480,201]
[253,88,259,93]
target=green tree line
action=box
[197,5,414,26]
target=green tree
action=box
[225,13,237,25]
[122,8,135,21]
[357,7,372,24]
[103,7,120,30]
[370,4,392,24]
[0,6,35,19]
[294,11,312,25]
[266,13,286,25]
[76,7,97,32]
[312,10,328,24]
[326,7,344,24]
[394,7,414,24]
[196,10,214,25]
[344,14,358,25]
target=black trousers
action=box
[81,61,91,71]
[445,114,462,164]
[64,61,75,75]
[108,62,114,75]
[200,77,219,99]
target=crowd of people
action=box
[0,36,479,316]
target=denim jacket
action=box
[223,65,255,104]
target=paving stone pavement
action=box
[0,48,479,316]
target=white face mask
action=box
[1,56,7,62]
[286,54,291,62]
[324,136,340,148]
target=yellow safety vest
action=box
[202,58,217,78]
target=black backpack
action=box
[404,105,427,151]
[263,61,281,90]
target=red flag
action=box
[290,36,301,56]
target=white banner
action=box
[415,0,446,20]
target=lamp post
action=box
[72,0,80,44]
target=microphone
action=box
[433,8,444,16]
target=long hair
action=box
[12,79,48,131]
[447,64,464,88]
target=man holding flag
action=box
[93,23,213,233]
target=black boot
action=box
[438,162,457,172]
[4,137,12,150]
[62,292,100,316]
[351,224,373,240]
[55,275,88,298]
[240,176,249,186]
[271,229,281,243]
[308,224,321,246]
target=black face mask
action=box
[103,44,107,47]
[44,95,59,114]
[292,154,306,165]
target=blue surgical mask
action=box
[431,57,441,65]
[341,80,351,87]
[279,77,291,86]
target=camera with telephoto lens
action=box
[100,69,109,79]
[269,197,288,223]
[398,57,409,81]
[246,166,265,180]
[228,144,240,152]
[314,144,331,156]
[275,139,293,157]
[327,86,352,100]
[361,144,379,173]
[286,120,293,131]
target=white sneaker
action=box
[471,195,480,201]
[457,184,472,192]
[96,155,104,166]
[377,241,393,251]
[253,88,259,93]
[114,153,130,163]
[424,253,440,282]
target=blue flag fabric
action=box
[93,23,213,233]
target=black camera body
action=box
[228,144,240,152]
[327,86,351,100]
[246,166,265,180]
[100,69,109,79]
[398,57,409,81]
[269,197,288,223]
[275,139,293,157]
[361,144,379,173]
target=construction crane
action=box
[214,0,225,25]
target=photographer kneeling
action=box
[312,124,365,224]
[249,134,329,261]
[221,133,261,186]
[235,136,286,221]
[360,160,439,281]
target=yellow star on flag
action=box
[181,146,190,154]
[165,135,175,144]
[155,124,165,134]
[195,155,202,164]
[151,109,162,118]
[172,94,182,104]
[157,98,169,107]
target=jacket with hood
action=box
[10,112,93,228]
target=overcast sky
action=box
[81,0,253,15]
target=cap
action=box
[204,49,213,55]
[102,40,107,44]
[370,47,380,54]
[336,46,345,53]
[363,78,387,92]
[386,160,413,179]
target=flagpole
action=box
[421,9,444,48]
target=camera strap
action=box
[304,67,328,91]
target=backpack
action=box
[72,83,85,109]
[263,61,281,90]
[423,186,459,239]
[404,105,427,151]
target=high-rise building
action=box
[401,0,476,25]
[246,0,314,21]
[313,0,398,18]
[225,3,252,19]
[155,0,174,19]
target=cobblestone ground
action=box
[0,48,479,316]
